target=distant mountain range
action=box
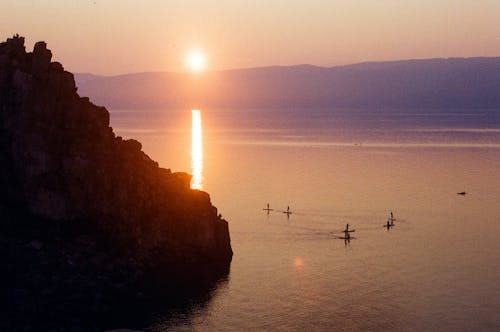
[75,57,500,109]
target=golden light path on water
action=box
[191,109,203,190]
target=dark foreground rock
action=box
[0,35,232,330]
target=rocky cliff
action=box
[0,35,232,329]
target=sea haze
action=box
[109,107,500,331]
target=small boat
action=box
[341,223,355,240]
[384,221,394,229]
[457,191,466,195]
[283,206,292,216]
[383,211,396,229]
[262,203,274,212]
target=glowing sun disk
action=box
[187,51,206,72]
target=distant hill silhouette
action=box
[75,58,500,109]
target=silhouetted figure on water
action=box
[344,223,350,239]
[263,203,273,214]
[343,223,355,240]
[283,206,292,218]
[385,211,395,229]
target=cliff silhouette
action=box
[0,35,232,329]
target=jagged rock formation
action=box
[0,36,232,329]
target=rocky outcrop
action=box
[0,36,232,329]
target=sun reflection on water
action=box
[191,109,203,190]
[293,257,304,269]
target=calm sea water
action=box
[111,108,500,331]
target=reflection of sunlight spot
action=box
[293,257,304,269]
[191,110,203,190]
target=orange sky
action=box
[1,0,499,75]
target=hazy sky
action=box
[1,0,499,75]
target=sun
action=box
[187,51,206,72]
